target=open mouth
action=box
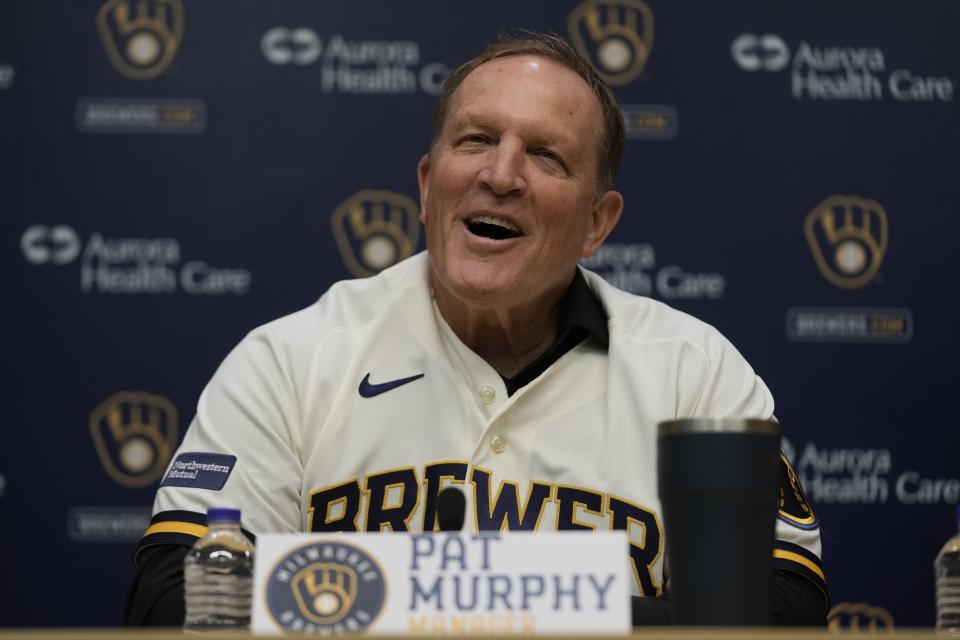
[465,215,522,240]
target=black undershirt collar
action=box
[503,268,609,396]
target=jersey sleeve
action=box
[690,329,775,420]
[135,329,304,564]
[773,454,827,600]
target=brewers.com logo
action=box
[568,0,654,86]
[96,0,183,80]
[267,541,386,633]
[332,190,421,277]
[789,194,910,343]
[89,391,178,488]
[804,195,888,289]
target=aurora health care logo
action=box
[731,32,954,102]
[20,224,251,295]
[581,242,725,300]
[260,28,450,95]
[782,437,959,506]
[267,540,387,633]
[0,63,14,89]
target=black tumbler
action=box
[657,418,781,626]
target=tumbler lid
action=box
[658,418,780,436]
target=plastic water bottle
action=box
[184,507,255,631]
[936,505,960,633]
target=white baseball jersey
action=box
[139,251,825,598]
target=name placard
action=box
[252,531,630,635]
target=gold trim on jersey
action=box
[773,548,826,581]
[778,454,817,526]
[606,492,665,596]
[306,476,361,531]
[325,496,350,526]
[777,508,818,527]
[362,465,420,532]
[422,460,469,531]
[469,465,554,532]
[144,520,208,538]
[554,483,604,530]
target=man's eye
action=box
[533,149,564,165]
[461,134,490,145]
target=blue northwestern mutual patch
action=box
[161,452,236,490]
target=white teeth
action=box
[468,215,520,232]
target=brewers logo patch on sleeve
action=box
[777,454,817,529]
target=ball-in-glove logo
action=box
[804,195,888,289]
[331,190,420,277]
[828,602,895,632]
[89,391,178,488]
[292,562,359,625]
[96,0,184,80]
[568,0,654,86]
[267,541,386,633]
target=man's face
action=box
[418,55,622,311]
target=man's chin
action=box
[450,277,516,307]
[432,264,521,309]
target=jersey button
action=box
[490,435,507,454]
[478,385,496,404]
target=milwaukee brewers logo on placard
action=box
[90,391,178,488]
[828,602,895,632]
[567,0,654,85]
[804,195,888,289]
[267,541,386,633]
[332,190,420,277]
[96,0,184,80]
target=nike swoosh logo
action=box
[358,372,425,398]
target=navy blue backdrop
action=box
[4,0,959,629]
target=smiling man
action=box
[126,33,827,627]
[419,50,623,379]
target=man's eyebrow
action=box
[450,112,496,131]
[451,112,577,150]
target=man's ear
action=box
[581,190,624,258]
[417,154,431,224]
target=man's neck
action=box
[432,273,573,379]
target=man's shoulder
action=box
[251,252,431,346]
[581,265,773,417]
[580,266,729,348]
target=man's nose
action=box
[478,142,527,197]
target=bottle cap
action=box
[207,507,241,523]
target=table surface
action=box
[0,630,943,639]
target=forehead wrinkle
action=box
[450,108,583,153]
[444,55,603,166]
